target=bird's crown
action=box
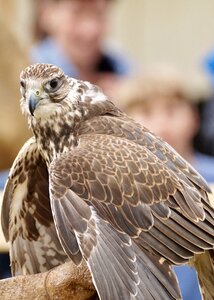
[20,63,64,81]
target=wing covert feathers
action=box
[49,115,214,299]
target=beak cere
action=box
[28,93,40,116]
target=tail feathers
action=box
[190,250,214,300]
[134,244,182,300]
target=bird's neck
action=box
[31,111,81,165]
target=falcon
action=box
[1,63,214,300]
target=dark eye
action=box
[49,78,59,90]
[20,80,25,89]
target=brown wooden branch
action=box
[0,260,97,300]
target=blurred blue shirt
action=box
[0,170,8,189]
[203,48,214,87]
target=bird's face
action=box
[20,64,70,118]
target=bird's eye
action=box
[20,80,25,89]
[49,78,59,90]
[45,77,62,93]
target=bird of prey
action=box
[1,63,214,300]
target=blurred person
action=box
[117,68,214,300]
[31,0,133,97]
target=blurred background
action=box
[110,0,214,75]
[1,1,214,299]
[1,0,214,169]
[2,0,214,74]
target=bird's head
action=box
[20,64,71,118]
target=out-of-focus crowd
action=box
[1,1,214,299]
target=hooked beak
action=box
[28,92,40,116]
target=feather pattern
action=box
[2,63,214,299]
[1,137,68,275]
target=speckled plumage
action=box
[2,63,214,299]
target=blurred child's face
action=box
[128,97,199,155]
[43,0,109,69]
